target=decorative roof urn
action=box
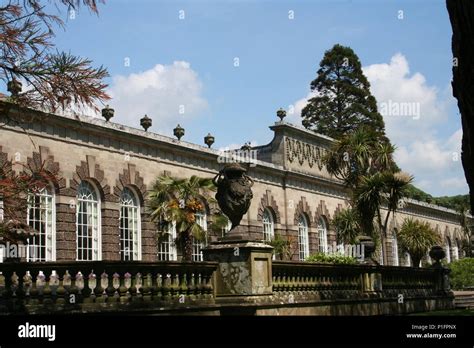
[7,78,22,97]
[101,105,114,122]
[276,108,286,121]
[173,124,185,140]
[204,133,215,148]
[240,142,252,151]
[140,114,152,131]
[212,163,254,231]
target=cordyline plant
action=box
[0,158,58,244]
[325,126,413,263]
[0,0,109,114]
[148,175,229,262]
[397,218,441,268]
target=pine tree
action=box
[302,44,385,140]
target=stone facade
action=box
[0,102,470,263]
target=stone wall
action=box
[0,102,469,263]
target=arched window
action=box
[27,185,55,261]
[445,237,451,264]
[76,181,101,261]
[120,187,141,261]
[453,239,460,261]
[262,208,274,242]
[298,215,309,261]
[317,218,328,254]
[392,230,399,266]
[158,221,177,261]
[404,252,411,267]
[193,210,207,261]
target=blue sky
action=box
[41,0,465,196]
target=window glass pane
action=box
[27,186,54,262]
[76,181,99,261]
[120,187,140,261]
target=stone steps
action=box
[453,291,474,309]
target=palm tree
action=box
[148,175,228,261]
[324,126,397,189]
[324,127,413,263]
[354,171,413,237]
[397,218,441,267]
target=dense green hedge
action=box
[305,253,357,265]
[449,258,474,290]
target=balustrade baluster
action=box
[134,273,143,301]
[143,273,153,302]
[162,273,172,301]
[187,272,196,301]
[155,273,163,301]
[49,270,59,298]
[86,271,96,303]
[112,273,120,302]
[0,272,5,298]
[23,271,32,297]
[10,272,19,297]
[36,271,46,298]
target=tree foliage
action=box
[305,252,357,265]
[449,258,474,290]
[268,233,298,261]
[302,44,386,140]
[0,0,109,112]
[324,126,397,189]
[397,218,441,268]
[325,126,413,242]
[0,158,58,243]
[332,207,360,244]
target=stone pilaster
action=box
[56,203,76,261]
[141,211,157,261]
[102,208,120,260]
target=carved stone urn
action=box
[204,163,273,300]
[212,163,254,231]
[356,235,377,265]
[429,245,446,267]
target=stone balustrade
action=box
[272,261,364,294]
[271,261,446,301]
[0,261,217,315]
[0,258,454,315]
[378,265,437,294]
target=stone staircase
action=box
[453,291,474,309]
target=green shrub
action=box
[449,258,474,290]
[305,253,357,265]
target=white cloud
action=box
[363,53,451,143]
[286,91,317,124]
[107,61,207,133]
[363,53,466,195]
[291,53,468,196]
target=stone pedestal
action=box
[203,235,273,297]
